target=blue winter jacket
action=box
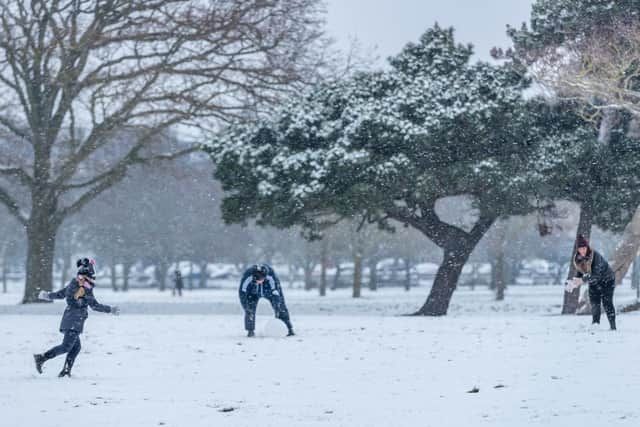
[48,279,113,333]
[238,265,283,308]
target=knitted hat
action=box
[576,234,589,248]
[252,264,268,280]
[76,258,96,280]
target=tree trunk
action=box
[288,264,296,289]
[157,260,169,291]
[59,254,71,290]
[368,258,378,291]
[353,250,363,298]
[403,258,412,291]
[489,260,497,291]
[490,219,508,300]
[415,248,471,315]
[562,204,593,314]
[332,264,341,290]
[2,251,7,294]
[23,217,59,303]
[404,209,496,316]
[495,252,506,301]
[319,240,327,296]
[611,205,640,285]
[199,261,208,289]
[468,263,476,291]
[111,263,118,292]
[122,260,131,292]
[391,258,399,283]
[303,263,314,290]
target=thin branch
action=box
[0,185,27,225]
[0,166,34,188]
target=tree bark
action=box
[303,261,315,290]
[611,205,640,285]
[403,258,412,291]
[199,261,208,289]
[319,240,327,296]
[368,258,378,291]
[111,263,118,292]
[157,260,169,291]
[122,260,131,292]
[489,219,508,300]
[489,261,497,291]
[495,252,506,301]
[353,249,363,298]
[59,253,71,290]
[467,263,476,291]
[1,249,7,294]
[562,204,593,314]
[191,262,198,289]
[415,248,472,315]
[23,217,59,303]
[410,210,495,316]
[332,264,341,290]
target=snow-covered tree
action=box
[209,25,556,315]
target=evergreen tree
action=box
[209,26,555,315]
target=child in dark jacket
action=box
[34,258,119,377]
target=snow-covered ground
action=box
[2,283,639,426]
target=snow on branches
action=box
[207,25,531,229]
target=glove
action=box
[37,290,51,301]
[111,306,120,316]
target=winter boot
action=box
[608,317,617,331]
[58,360,73,378]
[247,330,255,337]
[34,354,46,374]
[287,329,295,337]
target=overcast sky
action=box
[325,0,534,64]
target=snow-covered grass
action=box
[1,283,639,426]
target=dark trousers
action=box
[242,293,292,332]
[589,280,616,329]
[44,330,82,368]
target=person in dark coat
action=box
[33,258,119,377]
[239,264,294,337]
[173,270,184,297]
[568,235,617,330]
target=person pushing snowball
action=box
[239,264,294,337]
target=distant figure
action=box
[34,258,119,377]
[239,264,294,337]
[173,270,184,297]
[566,235,617,330]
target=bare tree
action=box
[530,20,640,115]
[0,0,326,302]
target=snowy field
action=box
[2,283,640,427]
